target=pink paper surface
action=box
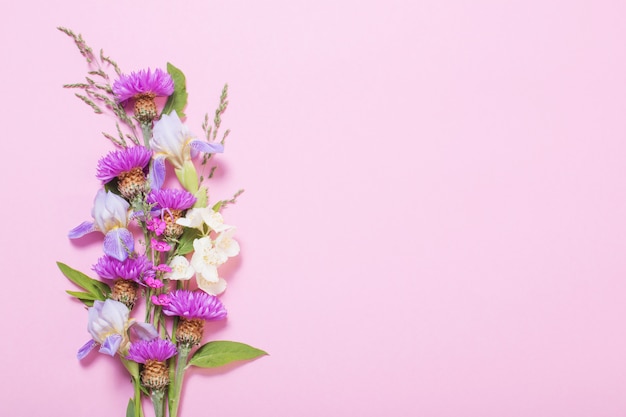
[2,1,626,416]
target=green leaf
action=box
[188,341,268,368]
[103,178,122,196]
[65,290,99,306]
[193,186,208,208]
[176,227,201,256]
[121,358,140,380]
[66,290,100,300]
[211,200,223,212]
[162,63,187,119]
[57,262,110,299]
[126,399,134,417]
[175,161,199,193]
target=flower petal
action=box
[176,207,206,229]
[92,190,130,232]
[68,221,97,239]
[165,256,195,280]
[129,322,159,342]
[99,334,123,356]
[77,339,97,360]
[190,140,224,155]
[103,228,134,261]
[150,156,166,190]
[201,210,232,233]
[215,228,240,257]
[197,276,227,296]
[99,299,130,333]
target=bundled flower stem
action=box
[57,28,267,417]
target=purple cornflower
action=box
[162,290,227,321]
[151,238,171,252]
[93,254,153,282]
[127,338,178,364]
[147,189,196,211]
[127,338,178,390]
[151,294,170,305]
[112,68,174,104]
[113,68,174,126]
[147,189,196,238]
[96,146,152,183]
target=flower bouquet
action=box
[56,28,267,417]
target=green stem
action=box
[121,359,144,417]
[145,288,154,323]
[154,305,164,336]
[141,123,152,148]
[134,378,144,417]
[151,389,165,417]
[168,345,191,417]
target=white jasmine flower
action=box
[175,207,206,230]
[197,275,227,296]
[190,237,227,283]
[176,207,233,233]
[165,256,195,280]
[215,228,240,258]
[201,210,232,233]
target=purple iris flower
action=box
[68,190,135,261]
[149,112,223,189]
[77,299,158,360]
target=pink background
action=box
[2,1,626,416]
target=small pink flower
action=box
[151,238,171,252]
[151,294,171,306]
[144,276,164,289]
[147,218,166,236]
[154,264,172,273]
